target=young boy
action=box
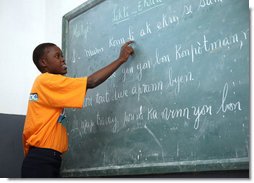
[21,41,134,178]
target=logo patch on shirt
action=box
[29,93,38,101]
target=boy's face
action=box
[41,46,67,75]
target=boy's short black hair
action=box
[32,43,56,72]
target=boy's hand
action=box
[87,41,135,89]
[118,41,134,63]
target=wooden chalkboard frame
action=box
[61,0,249,177]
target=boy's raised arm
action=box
[87,41,134,89]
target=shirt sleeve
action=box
[37,74,88,108]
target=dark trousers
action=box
[21,147,62,178]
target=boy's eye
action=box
[55,53,64,59]
[55,54,60,59]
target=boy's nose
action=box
[61,57,65,63]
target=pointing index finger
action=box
[125,40,134,45]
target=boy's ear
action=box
[38,57,48,72]
[39,57,47,67]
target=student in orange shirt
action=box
[21,41,134,178]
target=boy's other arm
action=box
[87,41,134,89]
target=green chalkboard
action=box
[61,0,249,177]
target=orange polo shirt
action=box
[23,73,87,156]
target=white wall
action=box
[0,0,87,115]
